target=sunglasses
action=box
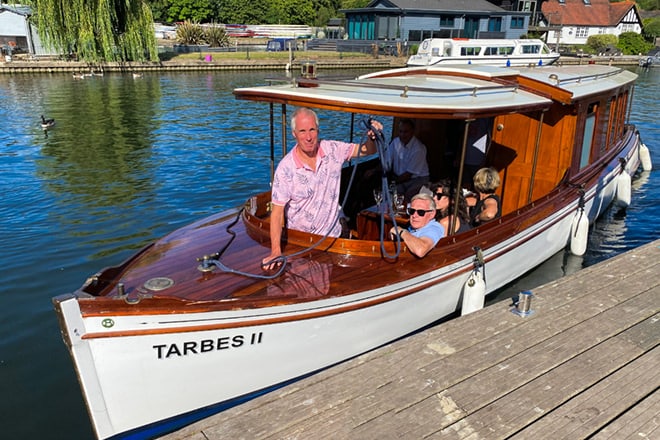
[407,207,433,216]
[435,192,448,198]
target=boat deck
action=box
[160,239,659,439]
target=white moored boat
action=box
[54,63,647,439]
[407,38,560,67]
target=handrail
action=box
[547,68,623,86]
[295,77,521,98]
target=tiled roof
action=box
[541,0,636,27]
[366,0,504,13]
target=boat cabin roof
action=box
[234,66,553,119]
[234,65,635,117]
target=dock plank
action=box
[161,240,660,440]
[511,343,659,439]
[591,388,660,440]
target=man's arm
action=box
[263,203,285,269]
[350,121,383,159]
[389,227,436,258]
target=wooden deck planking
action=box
[591,388,660,440]
[161,239,660,440]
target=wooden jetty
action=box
[160,238,659,439]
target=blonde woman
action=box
[467,167,501,226]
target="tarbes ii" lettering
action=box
[153,332,263,359]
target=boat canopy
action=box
[234,66,554,119]
[512,65,638,102]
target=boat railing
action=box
[294,77,521,98]
[546,68,623,86]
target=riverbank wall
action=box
[0,57,400,74]
[0,55,644,74]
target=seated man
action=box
[388,118,430,201]
[389,193,445,258]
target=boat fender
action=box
[639,143,652,171]
[461,267,485,316]
[615,170,631,208]
[570,207,589,256]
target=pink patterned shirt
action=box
[271,140,355,237]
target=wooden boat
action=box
[407,38,559,67]
[53,63,647,439]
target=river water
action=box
[0,67,657,439]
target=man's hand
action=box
[262,252,284,270]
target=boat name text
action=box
[153,332,264,359]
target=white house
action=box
[540,0,642,48]
[0,3,58,57]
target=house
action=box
[341,0,534,42]
[540,0,642,48]
[0,3,57,58]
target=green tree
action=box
[643,17,660,40]
[26,0,158,62]
[586,34,618,53]
[340,0,371,9]
[217,0,268,24]
[166,0,213,22]
[279,0,316,25]
[617,31,654,55]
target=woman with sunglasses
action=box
[389,193,445,258]
[430,180,472,235]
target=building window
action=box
[518,1,535,12]
[511,17,525,29]
[576,27,588,38]
[488,17,502,32]
[439,15,455,27]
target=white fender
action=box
[639,143,652,172]
[615,171,631,208]
[570,209,589,256]
[461,268,485,316]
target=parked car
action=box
[266,38,297,52]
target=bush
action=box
[176,21,206,45]
[617,32,654,55]
[205,25,230,48]
[586,34,618,53]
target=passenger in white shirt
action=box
[388,118,429,201]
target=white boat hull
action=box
[56,131,641,439]
[407,55,559,67]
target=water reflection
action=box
[36,77,160,207]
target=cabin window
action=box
[432,48,440,57]
[521,44,541,54]
[488,17,502,32]
[580,103,598,169]
[511,17,525,29]
[461,46,481,56]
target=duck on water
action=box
[53,63,650,440]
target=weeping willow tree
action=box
[26,0,158,62]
